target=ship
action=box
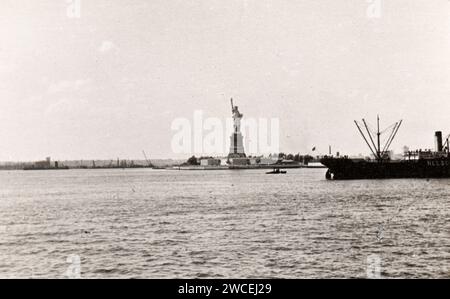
[23,157,69,170]
[320,116,450,180]
[23,165,69,171]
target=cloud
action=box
[47,79,90,94]
[98,41,115,53]
[44,79,92,116]
[0,61,16,75]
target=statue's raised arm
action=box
[230,98,243,133]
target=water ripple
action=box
[0,169,449,278]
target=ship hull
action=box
[320,157,450,180]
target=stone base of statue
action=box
[228,132,248,165]
[229,132,246,157]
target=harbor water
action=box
[0,169,448,278]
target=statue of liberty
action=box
[228,98,247,162]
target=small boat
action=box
[266,168,287,174]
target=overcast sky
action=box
[1,1,449,161]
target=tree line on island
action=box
[184,153,315,166]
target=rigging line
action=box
[368,121,396,138]
[381,122,399,155]
[367,121,388,144]
[381,124,397,156]
[444,134,450,152]
[354,120,378,158]
[366,120,399,156]
[387,120,402,148]
[366,122,377,137]
[380,122,401,151]
[380,122,397,135]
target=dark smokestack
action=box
[435,131,443,152]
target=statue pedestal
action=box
[229,132,246,157]
[228,132,248,165]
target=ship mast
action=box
[377,115,381,158]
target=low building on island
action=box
[199,158,221,167]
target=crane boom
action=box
[383,120,403,156]
[362,119,379,159]
[142,150,152,167]
[355,120,378,158]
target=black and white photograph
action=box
[0,0,449,284]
